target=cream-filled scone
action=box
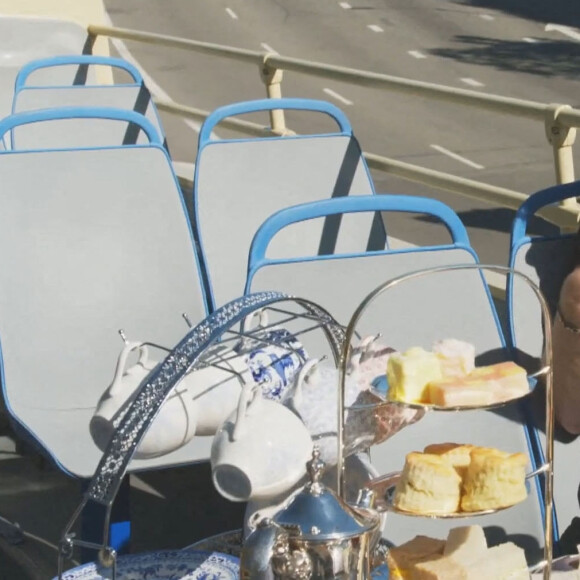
[432,339,475,378]
[386,535,445,580]
[423,443,475,478]
[394,452,462,514]
[461,447,528,512]
[387,347,443,404]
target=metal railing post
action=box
[260,55,287,134]
[545,104,579,232]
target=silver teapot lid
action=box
[273,447,379,541]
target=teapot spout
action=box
[240,518,281,579]
[354,487,376,510]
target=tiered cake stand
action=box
[336,264,555,580]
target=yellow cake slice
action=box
[386,535,445,580]
[461,447,528,512]
[394,452,462,515]
[387,347,443,404]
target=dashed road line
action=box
[323,88,353,106]
[545,23,580,42]
[460,77,484,87]
[479,14,495,21]
[367,24,384,33]
[522,37,539,43]
[226,7,238,20]
[408,50,427,59]
[261,43,279,54]
[339,2,352,9]
[431,144,484,170]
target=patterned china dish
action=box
[55,550,239,580]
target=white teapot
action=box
[90,341,198,459]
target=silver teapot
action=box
[240,447,381,579]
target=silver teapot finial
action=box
[306,446,325,496]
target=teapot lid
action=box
[273,447,379,541]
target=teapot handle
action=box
[291,358,321,408]
[232,378,261,441]
[109,341,149,396]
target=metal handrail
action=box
[89,23,580,228]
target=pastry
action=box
[461,447,528,512]
[468,361,529,403]
[387,347,443,404]
[412,556,468,579]
[427,374,496,407]
[442,525,487,564]
[432,339,475,378]
[423,443,474,478]
[464,542,529,579]
[386,535,445,579]
[394,452,462,514]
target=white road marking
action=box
[431,144,484,169]
[103,11,212,137]
[339,2,352,9]
[545,23,580,42]
[479,14,495,21]
[368,24,384,33]
[226,8,238,20]
[522,37,539,43]
[408,50,427,59]
[323,88,353,105]
[460,77,485,87]
[261,43,279,54]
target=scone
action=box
[461,447,528,512]
[423,443,475,478]
[394,452,462,514]
[387,347,443,404]
[386,535,445,579]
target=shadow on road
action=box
[416,207,560,235]
[429,36,580,81]
[453,0,580,30]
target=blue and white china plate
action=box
[56,550,239,580]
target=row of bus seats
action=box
[0,14,578,564]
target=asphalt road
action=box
[101,0,579,261]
